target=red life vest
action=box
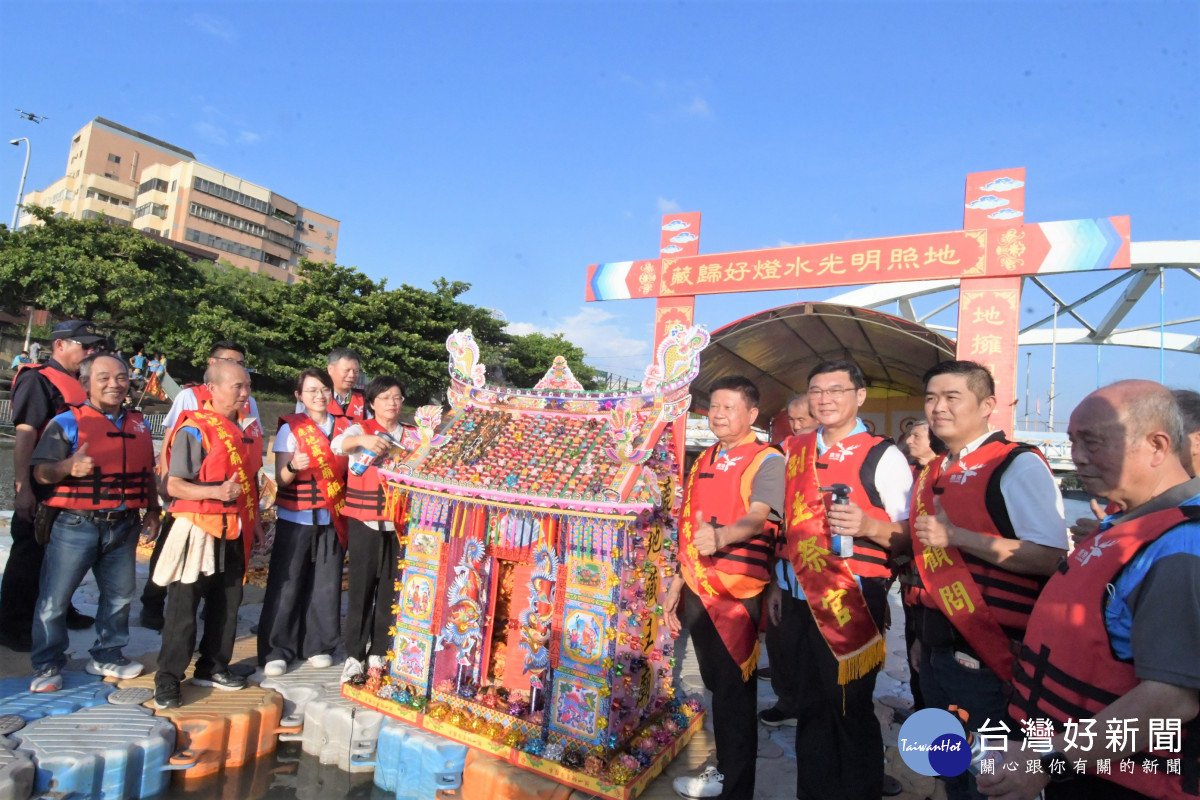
[678,434,780,679]
[276,413,350,542]
[1010,505,1200,798]
[331,390,365,422]
[166,409,263,552]
[811,430,895,578]
[343,418,391,522]
[15,363,86,430]
[43,404,156,511]
[916,435,1050,640]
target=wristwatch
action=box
[1039,750,1075,782]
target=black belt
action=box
[63,508,140,523]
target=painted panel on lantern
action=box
[561,605,607,667]
[551,675,604,741]
[393,631,434,686]
[401,569,437,626]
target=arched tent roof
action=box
[691,301,956,421]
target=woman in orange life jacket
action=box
[259,368,351,677]
[330,376,407,683]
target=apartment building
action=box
[19,118,339,281]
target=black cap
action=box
[49,320,106,345]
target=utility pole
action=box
[1023,351,1032,430]
[1048,302,1059,432]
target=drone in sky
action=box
[16,110,47,123]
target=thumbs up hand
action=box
[913,496,956,549]
[215,475,242,503]
[693,511,722,556]
[68,442,94,478]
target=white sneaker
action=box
[307,654,333,669]
[30,666,62,693]
[367,655,387,671]
[86,656,144,680]
[340,657,364,683]
[263,659,288,677]
[673,767,724,799]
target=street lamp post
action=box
[10,137,34,349]
[10,137,30,230]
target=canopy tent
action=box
[690,301,956,422]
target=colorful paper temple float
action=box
[341,325,712,799]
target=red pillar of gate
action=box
[956,169,1026,435]
[654,212,700,475]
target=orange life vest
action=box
[343,418,391,522]
[810,430,895,578]
[43,404,156,511]
[166,409,262,556]
[331,390,365,422]
[1010,505,1200,798]
[15,363,86,430]
[276,413,350,543]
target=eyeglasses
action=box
[69,340,105,353]
[807,386,856,400]
[213,355,247,367]
[301,387,333,396]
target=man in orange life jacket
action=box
[978,381,1200,800]
[911,361,1068,800]
[151,358,262,709]
[0,320,106,651]
[773,359,913,800]
[296,347,364,422]
[26,353,161,691]
[663,376,785,800]
[139,340,260,631]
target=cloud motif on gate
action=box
[988,208,1024,220]
[965,195,1009,210]
[980,177,1025,192]
[662,220,691,232]
[661,244,683,254]
[669,232,699,244]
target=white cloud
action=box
[506,305,651,377]
[657,196,682,214]
[188,14,236,42]
[193,121,228,146]
[237,130,261,145]
[684,96,712,117]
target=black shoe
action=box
[139,611,164,632]
[66,607,95,630]
[755,667,771,681]
[154,678,181,710]
[191,670,246,691]
[0,628,33,652]
[882,774,903,797]
[757,706,797,727]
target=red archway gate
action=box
[585,169,1130,436]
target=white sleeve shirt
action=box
[163,388,260,432]
[874,444,913,523]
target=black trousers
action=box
[139,513,176,617]
[0,512,41,637]
[792,576,888,800]
[157,537,245,683]
[344,519,400,662]
[765,587,806,715]
[257,518,343,665]
[681,585,761,800]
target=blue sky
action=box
[3,1,1197,425]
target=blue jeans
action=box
[32,511,139,670]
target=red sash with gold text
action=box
[911,459,1017,682]
[286,414,349,546]
[783,432,886,684]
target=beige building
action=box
[20,118,339,281]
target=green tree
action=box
[496,331,602,389]
[0,206,203,354]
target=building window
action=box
[108,154,121,164]
[135,202,168,220]
[138,178,169,195]
[185,227,264,262]
[192,177,271,215]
